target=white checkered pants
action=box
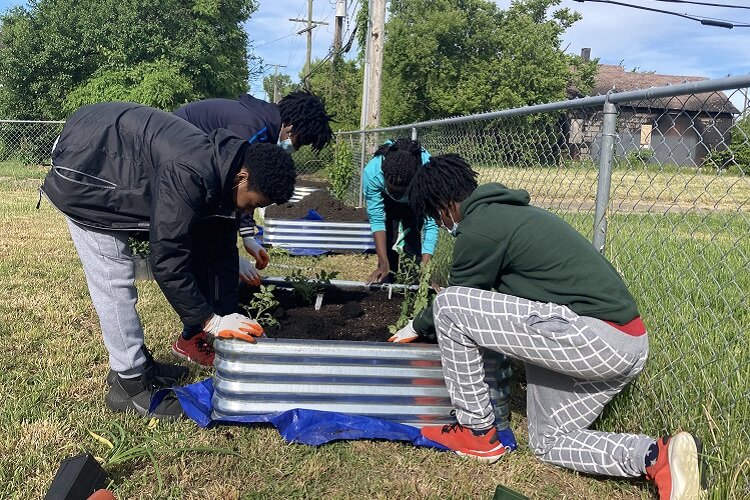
[433,286,653,477]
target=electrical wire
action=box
[254,24,322,49]
[573,0,750,27]
[646,0,750,10]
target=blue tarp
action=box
[153,378,518,452]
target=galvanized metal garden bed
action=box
[261,218,375,252]
[212,337,511,429]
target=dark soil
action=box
[265,189,368,222]
[241,287,418,342]
[297,179,331,189]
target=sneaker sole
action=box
[454,445,510,464]
[171,345,214,368]
[669,432,703,500]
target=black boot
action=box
[106,346,189,386]
[105,372,184,420]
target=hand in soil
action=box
[368,263,390,284]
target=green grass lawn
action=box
[1,162,746,498]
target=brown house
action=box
[567,63,740,166]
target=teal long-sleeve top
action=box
[361,147,439,255]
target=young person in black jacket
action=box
[41,102,297,420]
[172,90,333,366]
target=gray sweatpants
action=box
[433,286,653,477]
[67,219,147,373]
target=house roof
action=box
[584,64,739,115]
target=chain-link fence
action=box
[0,120,64,165]
[339,75,750,497]
[0,118,335,178]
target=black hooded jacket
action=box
[41,102,248,326]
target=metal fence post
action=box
[357,130,367,207]
[592,99,617,254]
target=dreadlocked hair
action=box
[373,138,423,159]
[407,154,478,222]
[382,150,420,188]
[278,90,334,152]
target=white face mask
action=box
[278,137,296,153]
[441,212,459,237]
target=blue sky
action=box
[2,0,749,103]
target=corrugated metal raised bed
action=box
[213,338,511,429]
[261,219,375,252]
[260,185,374,253]
[289,186,319,203]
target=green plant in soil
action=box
[241,284,280,328]
[388,253,434,334]
[285,269,340,305]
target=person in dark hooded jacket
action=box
[41,102,296,420]
[400,154,704,500]
[171,90,333,366]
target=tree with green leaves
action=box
[262,73,294,103]
[0,0,256,119]
[304,56,362,132]
[381,0,596,125]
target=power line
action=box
[646,0,750,10]
[253,24,322,49]
[573,0,750,28]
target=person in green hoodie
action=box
[399,154,703,500]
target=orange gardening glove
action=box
[388,319,420,343]
[204,313,264,343]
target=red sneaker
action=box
[171,331,215,367]
[421,422,510,463]
[646,432,705,500]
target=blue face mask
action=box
[278,138,296,153]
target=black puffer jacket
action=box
[42,101,248,326]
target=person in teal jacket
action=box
[362,139,438,286]
[400,154,704,500]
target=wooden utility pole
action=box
[290,0,329,76]
[360,0,385,130]
[333,0,346,55]
[269,64,287,103]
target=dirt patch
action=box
[241,287,417,342]
[265,189,368,222]
[297,179,331,189]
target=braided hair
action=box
[407,154,478,221]
[278,90,334,151]
[375,138,423,190]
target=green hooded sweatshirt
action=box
[413,183,640,335]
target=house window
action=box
[640,123,653,148]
